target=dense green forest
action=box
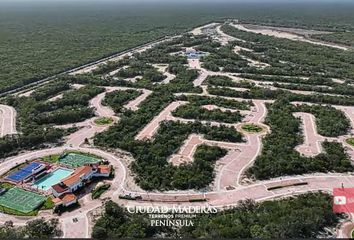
[177,94,252,110]
[172,103,243,123]
[248,98,353,179]
[1,29,353,189]
[1,1,354,93]
[208,86,354,106]
[221,24,354,79]
[0,218,61,239]
[0,83,102,158]
[294,104,351,137]
[92,193,341,238]
[313,32,354,47]
[97,118,241,190]
[103,89,142,113]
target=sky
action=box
[0,0,352,2]
[1,0,353,8]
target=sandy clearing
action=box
[231,23,349,51]
[202,104,241,113]
[188,59,202,70]
[190,23,220,36]
[0,104,18,137]
[246,24,331,36]
[332,78,346,84]
[47,93,63,102]
[234,45,253,53]
[214,25,245,45]
[65,123,111,148]
[18,89,34,97]
[71,83,85,89]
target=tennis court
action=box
[59,153,101,168]
[5,162,44,183]
[0,187,46,213]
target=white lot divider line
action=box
[0,104,18,137]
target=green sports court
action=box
[0,187,46,213]
[59,152,101,168]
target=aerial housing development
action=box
[1,0,354,239]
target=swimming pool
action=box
[33,168,73,191]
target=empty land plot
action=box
[59,153,101,168]
[0,187,46,213]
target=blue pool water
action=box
[33,168,73,191]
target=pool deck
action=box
[32,167,73,191]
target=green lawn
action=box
[94,117,114,126]
[241,124,263,133]
[0,182,15,190]
[92,184,111,200]
[346,138,354,146]
[41,154,61,163]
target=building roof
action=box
[52,197,62,205]
[61,193,77,204]
[62,166,92,187]
[53,193,77,205]
[97,165,111,175]
[52,183,68,193]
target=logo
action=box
[333,188,354,213]
[334,196,347,205]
